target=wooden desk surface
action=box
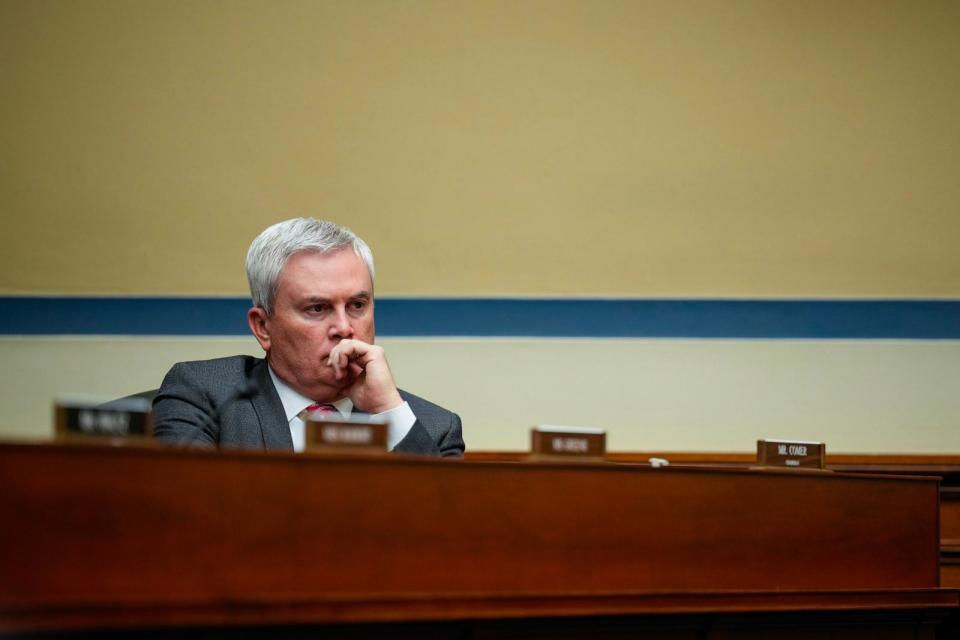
[0,443,952,633]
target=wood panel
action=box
[465,451,960,470]
[466,451,960,592]
[943,565,960,589]
[942,489,960,547]
[0,444,951,635]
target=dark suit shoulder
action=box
[397,389,465,457]
[164,355,262,379]
[398,389,456,418]
[153,355,271,447]
[158,355,260,395]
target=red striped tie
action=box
[302,403,338,419]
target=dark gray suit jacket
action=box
[153,356,464,457]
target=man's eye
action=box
[350,300,367,311]
[308,304,329,314]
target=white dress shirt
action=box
[267,366,415,452]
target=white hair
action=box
[245,218,375,315]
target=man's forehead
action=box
[277,249,372,297]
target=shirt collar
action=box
[268,365,354,422]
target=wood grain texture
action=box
[942,498,960,547]
[0,443,947,633]
[465,451,960,469]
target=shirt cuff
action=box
[375,401,416,450]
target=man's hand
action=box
[327,339,403,414]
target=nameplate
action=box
[304,418,388,453]
[530,426,606,461]
[55,398,153,441]
[757,439,826,470]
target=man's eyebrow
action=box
[298,292,371,304]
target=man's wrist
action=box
[369,391,404,414]
[374,401,417,450]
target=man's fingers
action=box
[329,340,375,363]
[331,352,343,379]
[327,339,374,379]
[327,339,400,414]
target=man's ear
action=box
[247,307,271,352]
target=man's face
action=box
[248,249,374,402]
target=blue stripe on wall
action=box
[1,296,958,338]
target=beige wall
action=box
[3,337,959,453]
[1,0,959,297]
[1,1,958,451]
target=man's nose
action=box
[328,307,354,339]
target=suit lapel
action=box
[249,359,294,450]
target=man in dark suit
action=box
[153,218,464,457]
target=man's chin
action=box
[308,373,356,402]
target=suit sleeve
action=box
[152,363,219,447]
[438,412,465,458]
